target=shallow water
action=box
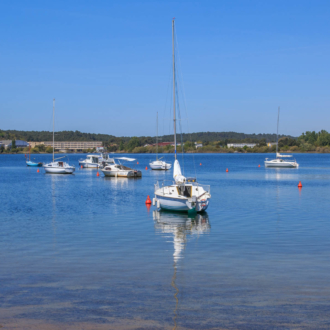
[1,153,330,329]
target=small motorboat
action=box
[101,157,142,178]
[79,154,101,168]
[150,159,172,170]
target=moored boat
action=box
[153,19,211,213]
[26,160,43,167]
[79,154,101,168]
[25,144,43,167]
[101,157,142,178]
[43,99,75,174]
[150,112,172,171]
[264,107,299,168]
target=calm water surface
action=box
[1,153,330,329]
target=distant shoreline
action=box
[2,150,330,155]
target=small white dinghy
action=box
[101,157,142,178]
[43,99,75,174]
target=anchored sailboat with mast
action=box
[44,99,76,174]
[150,112,172,170]
[265,107,299,168]
[153,19,211,212]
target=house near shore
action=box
[195,142,203,149]
[0,140,29,149]
[227,143,256,148]
[29,141,102,152]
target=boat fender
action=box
[157,200,160,208]
[153,198,156,206]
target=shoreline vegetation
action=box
[1,130,330,154]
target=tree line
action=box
[2,129,330,153]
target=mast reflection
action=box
[153,211,211,329]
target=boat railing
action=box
[154,180,210,194]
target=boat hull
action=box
[79,161,99,168]
[155,194,209,212]
[101,170,142,178]
[26,161,43,167]
[264,161,298,168]
[150,163,172,170]
[44,167,75,174]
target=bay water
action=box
[1,153,330,329]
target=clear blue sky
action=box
[1,0,330,137]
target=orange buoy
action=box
[137,162,139,164]
[200,163,202,166]
[145,195,152,204]
[226,168,229,172]
[96,172,100,177]
[37,169,40,173]
[145,166,148,170]
[298,181,302,188]
[258,164,260,167]
[81,165,83,169]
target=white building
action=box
[227,143,256,148]
[195,142,203,149]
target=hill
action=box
[0,129,293,144]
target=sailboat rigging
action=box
[265,107,299,168]
[149,112,172,170]
[153,19,211,212]
[43,99,76,174]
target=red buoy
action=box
[200,163,202,166]
[81,165,83,169]
[137,161,139,164]
[258,164,260,167]
[145,166,148,170]
[226,168,229,172]
[96,172,100,177]
[298,181,302,188]
[145,195,152,204]
[37,169,40,173]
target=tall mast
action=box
[53,99,55,162]
[156,112,158,160]
[172,18,177,160]
[276,106,280,156]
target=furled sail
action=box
[173,159,186,183]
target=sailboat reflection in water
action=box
[153,211,210,329]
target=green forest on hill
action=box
[0,129,290,143]
[1,129,330,153]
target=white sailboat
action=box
[44,99,76,174]
[153,19,211,213]
[265,107,299,168]
[150,112,172,170]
